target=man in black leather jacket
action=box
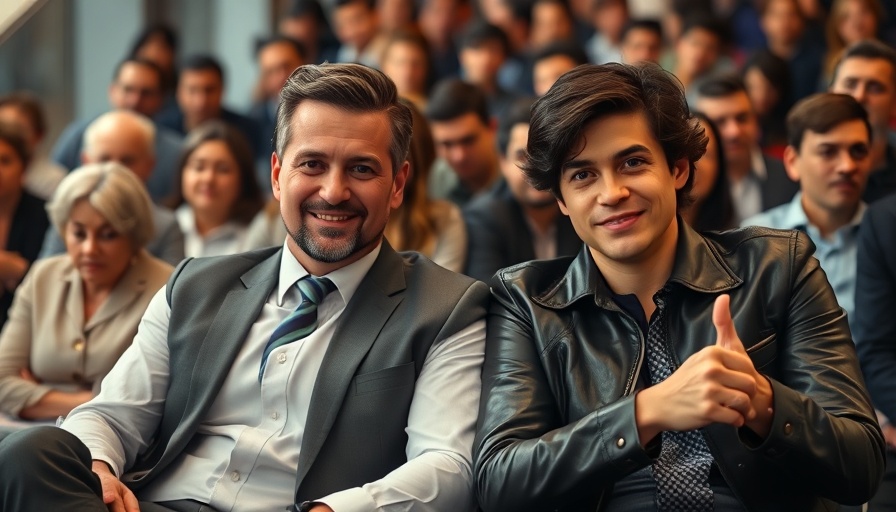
[473,62,885,512]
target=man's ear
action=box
[672,158,690,190]
[783,145,801,182]
[271,152,282,201]
[390,160,410,210]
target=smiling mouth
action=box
[313,213,352,221]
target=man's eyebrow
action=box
[290,150,327,167]
[561,144,651,172]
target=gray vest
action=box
[121,244,489,504]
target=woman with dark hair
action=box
[742,49,792,154]
[384,98,466,272]
[167,121,264,257]
[0,122,49,330]
[682,112,736,232]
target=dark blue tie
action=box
[647,290,714,511]
[258,275,336,382]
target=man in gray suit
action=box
[0,63,489,512]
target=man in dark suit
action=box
[696,74,799,223]
[0,63,488,512]
[463,98,580,281]
[855,193,896,510]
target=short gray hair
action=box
[274,63,412,175]
[83,110,156,158]
[47,162,156,249]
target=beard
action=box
[286,199,379,263]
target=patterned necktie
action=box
[258,275,336,382]
[645,290,715,511]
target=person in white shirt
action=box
[0,63,489,512]
[165,121,264,258]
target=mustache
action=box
[301,199,368,217]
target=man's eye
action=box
[623,157,645,169]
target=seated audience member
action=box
[696,74,799,223]
[332,0,387,68]
[823,0,884,84]
[425,79,501,206]
[166,121,264,258]
[51,57,183,202]
[742,49,793,155]
[380,30,432,112]
[830,40,896,203]
[528,0,576,52]
[620,19,665,65]
[671,15,731,107]
[0,92,66,200]
[41,111,185,266]
[585,0,629,64]
[463,98,580,281]
[375,0,416,33]
[759,0,824,104]
[129,24,179,105]
[384,99,467,272]
[532,40,589,97]
[855,193,896,511]
[457,20,519,122]
[249,35,306,188]
[743,93,872,331]
[682,112,736,231]
[474,62,884,512]
[0,62,488,512]
[278,0,338,65]
[0,123,50,330]
[417,0,466,83]
[156,55,263,161]
[0,163,172,424]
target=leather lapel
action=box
[295,244,406,490]
[159,250,281,467]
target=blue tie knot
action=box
[297,275,336,305]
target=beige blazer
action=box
[0,250,172,416]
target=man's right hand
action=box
[634,341,759,445]
[91,461,140,512]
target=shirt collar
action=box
[276,240,383,307]
[750,148,767,180]
[776,192,867,233]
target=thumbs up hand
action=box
[713,294,775,437]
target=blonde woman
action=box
[0,163,172,423]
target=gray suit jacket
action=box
[121,243,489,504]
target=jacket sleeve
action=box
[853,203,896,422]
[744,231,885,505]
[473,276,656,512]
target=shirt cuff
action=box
[316,487,378,512]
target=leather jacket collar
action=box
[533,218,743,311]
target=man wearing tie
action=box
[0,63,488,512]
[473,63,884,511]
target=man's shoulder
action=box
[399,249,482,291]
[462,182,517,220]
[702,225,812,265]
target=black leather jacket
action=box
[474,222,884,512]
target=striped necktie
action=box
[258,275,336,382]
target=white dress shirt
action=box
[62,241,485,512]
[176,205,250,258]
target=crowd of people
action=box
[0,0,895,510]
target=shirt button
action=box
[783,422,793,435]
[271,411,279,420]
[277,353,288,364]
[230,471,240,482]
[72,339,85,351]
[616,437,625,448]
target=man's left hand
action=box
[713,294,775,438]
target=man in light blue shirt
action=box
[743,92,873,330]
